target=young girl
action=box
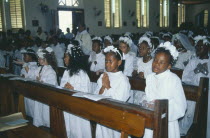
[60,43,92,138]
[133,36,153,79]
[19,49,38,118]
[94,45,131,138]
[33,47,58,127]
[89,37,105,73]
[119,36,136,77]
[103,35,113,48]
[172,33,195,70]
[181,36,210,136]
[142,42,187,138]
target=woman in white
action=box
[94,46,130,138]
[172,33,195,70]
[33,47,58,127]
[89,37,105,73]
[18,49,38,118]
[132,36,153,104]
[60,44,92,138]
[181,36,210,136]
[142,42,187,138]
[119,36,136,77]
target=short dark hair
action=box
[154,47,176,65]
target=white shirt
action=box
[94,71,131,138]
[75,30,92,55]
[51,43,65,67]
[174,50,194,70]
[137,57,153,79]
[143,70,187,138]
[20,62,38,79]
[89,51,105,72]
[123,52,136,77]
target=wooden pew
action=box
[59,67,206,138]
[1,77,169,138]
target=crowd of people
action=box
[0,24,210,138]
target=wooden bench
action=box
[57,67,207,138]
[0,76,168,138]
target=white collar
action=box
[154,69,170,79]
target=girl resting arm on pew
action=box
[142,42,187,138]
[33,47,58,127]
[60,40,92,138]
[94,45,131,138]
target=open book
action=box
[0,112,28,132]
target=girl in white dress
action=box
[104,35,113,48]
[181,35,210,136]
[33,47,58,127]
[119,36,136,77]
[89,36,105,73]
[142,42,187,138]
[19,49,38,118]
[60,43,92,138]
[132,36,153,104]
[94,45,131,138]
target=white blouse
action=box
[137,57,153,78]
[123,52,136,77]
[89,51,105,72]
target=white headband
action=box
[37,47,53,58]
[92,36,103,42]
[119,36,132,47]
[104,45,122,60]
[158,42,179,60]
[138,36,153,49]
[194,35,210,46]
[20,49,36,54]
[66,44,74,54]
[104,35,113,44]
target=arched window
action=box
[104,0,121,28]
[204,10,208,27]
[58,0,79,7]
[160,0,169,27]
[136,0,149,27]
[178,3,185,27]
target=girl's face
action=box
[105,53,122,72]
[119,42,129,54]
[196,40,208,58]
[139,43,150,57]
[38,57,47,66]
[152,52,171,74]
[23,54,31,63]
[64,53,70,66]
[104,40,111,47]
[92,42,101,53]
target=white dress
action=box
[173,50,193,70]
[33,65,58,127]
[60,70,92,138]
[143,70,187,138]
[181,58,210,136]
[21,62,38,118]
[123,52,136,77]
[51,43,65,67]
[133,58,153,105]
[75,30,92,55]
[94,71,131,138]
[89,51,105,72]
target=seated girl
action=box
[119,36,136,77]
[33,47,58,127]
[133,36,153,79]
[94,45,131,138]
[61,43,92,138]
[19,49,38,118]
[142,42,187,138]
[172,33,195,70]
[89,37,105,73]
[103,35,113,48]
[180,35,210,136]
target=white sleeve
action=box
[73,73,91,93]
[96,55,105,71]
[124,55,134,77]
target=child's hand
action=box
[64,82,74,90]
[138,72,144,78]
[132,70,138,77]
[102,73,111,89]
